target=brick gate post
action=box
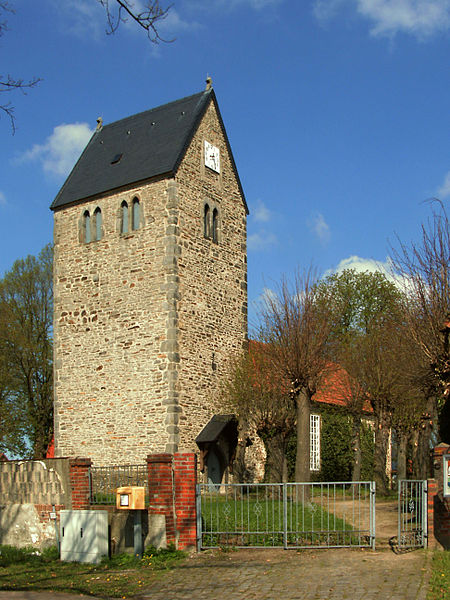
[147,453,197,551]
[173,453,197,550]
[69,457,92,509]
[147,454,176,546]
[430,443,450,549]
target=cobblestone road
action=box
[138,547,430,600]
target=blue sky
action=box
[2,0,450,327]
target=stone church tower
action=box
[51,86,248,466]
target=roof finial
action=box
[96,117,103,131]
[205,76,212,91]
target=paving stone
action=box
[138,547,430,600]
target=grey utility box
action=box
[60,510,108,564]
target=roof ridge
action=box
[100,89,210,130]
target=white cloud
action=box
[313,0,450,38]
[323,254,413,290]
[308,211,331,244]
[248,230,277,251]
[252,200,271,223]
[20,123,94,178]
[0,192,6,206]
[437,171,450,198]
[50,0,104,40]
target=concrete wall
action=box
[0,459,71,506]
[0,458,71,548]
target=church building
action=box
[50,83,248,470]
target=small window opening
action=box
[204,204,211,239]
[212,208,219,243]
[83,211,91,244]
[121,201,129,234]
[94,207,102,241]
[132,198,140,230]
[111,153,123,165]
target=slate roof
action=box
[50,89,247,212]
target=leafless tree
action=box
[259,269,332,483]
[391,201,450,438]
[222,344,294,483]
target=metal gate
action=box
[197,481,376,550]
[398,480,427,549]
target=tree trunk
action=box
[259,426,288,483]
[396,430,407,482]
[232,417,250,482]
[351,414,361,481]
[295,388,311,483]
[373,410,390,495]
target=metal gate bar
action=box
[197,481,376,551]
[398,480,427,549]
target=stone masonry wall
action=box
[53,177,173,464]
[174,100,248,451]
[53,95,247,465]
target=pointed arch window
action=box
[121,201,129,234]
[204,203,211,239]
[83,210,91,244]
[94,207,102,241]
[132,197,140,231]
[212,208,219,244]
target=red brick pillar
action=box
[173,453,197,550]
[147,454,176,546]
[427,478,437,548]
[431,443,450,549]
[69,457,92,509]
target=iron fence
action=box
[398,479,427,549]
[197,481,376,550]
[89,464,148,505]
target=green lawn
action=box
[200,491,369,548]
[0,544,184,599]
[428,550,450,600]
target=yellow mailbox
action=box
[116,486,145,510]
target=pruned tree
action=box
[259,269,332,483]
[391,201,450,440]
[316,269,406,488]
[222,343,294,482]
[0,244,53,458]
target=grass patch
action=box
[200,492,366,548]
[0,544,184,598]
[428,550,450,600]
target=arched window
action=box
[121,201,129,234]
[94,207,102,241]
[212,208,219,244]
[132,197,140,231]
[204,204,210,239]
[83,210,91,243]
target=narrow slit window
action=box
[121,201,129,234]
[83,210,91,244]
[132,198,140,230]
[212,208,219,243]
[94,208,102,241]
[204,204,210,239]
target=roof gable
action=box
[50,89,246,211]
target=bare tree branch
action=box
[98,0,173,43]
